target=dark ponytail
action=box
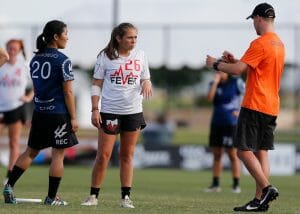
[99,22,137,60]
[35,20,67,53]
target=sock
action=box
[121,187,131,199]
[90,187,100,198]
[6,170,12,178]
[7,166,25,187]
[48,176,61,199]
[212,177,219,187]
[233,177,239,188]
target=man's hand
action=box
[206,55,217,69]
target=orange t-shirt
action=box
[240,32,285,116]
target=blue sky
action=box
[1,0,300,68]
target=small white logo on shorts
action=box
[106,119,118,132]
[54,123,67,138]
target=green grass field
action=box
[0,166,299,214]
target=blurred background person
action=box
[142,112,176,148]
[0,48,9,67]
[81,22,152,208]
[204,71,244,193]
[0,39,34,184]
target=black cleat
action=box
[233,198,269,212]
[3,184,17,204]
[260,185,279,207]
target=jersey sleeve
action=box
[236,78,245,95]
[62,58,74,81]
[93,53,105,79]
[240,40,264,69]
[24,62,33,88]
[141,51,151,80]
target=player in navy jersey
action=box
[81,23,152,208]
[204,71,244,193]
[3,20,78,206]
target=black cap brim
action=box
[246,15,253,20]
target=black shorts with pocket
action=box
[209,125,236,148]
[100,112,146,135]
[28,111,79,150]
[0,105,26,125]
[234,107,277,152]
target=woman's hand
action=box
[91,110,102,129]
[140,79,153,99]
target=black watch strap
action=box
[213,59,222,71]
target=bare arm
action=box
[140,79,153,99]
[19,89,34,103]
[207,72,221,101]
[206,54,249,75]
[63,80,78,132]
[0,48,9,67]
[91,78,103,128]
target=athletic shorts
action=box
[209,125,236,148]
[100,112,146,135]
[28,111,79,150]
[0,105,26,125]
[234,107,277,152]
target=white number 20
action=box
[31,61,51,79]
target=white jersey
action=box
[0,59,31,111]
[93,49,150,114]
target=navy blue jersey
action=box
[210,77,244,125]
[29,48,74,114]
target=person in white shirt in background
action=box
[0,39,34,183]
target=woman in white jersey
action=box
[81,22,152,208]
[0,47,9,66]
[0,39,34,182]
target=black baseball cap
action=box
[246,3,275,19]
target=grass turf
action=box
[0,166,299,214]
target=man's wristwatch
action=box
[213,59,222,71]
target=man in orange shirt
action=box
[206,3,285,212]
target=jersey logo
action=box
[246,204,259,210]
[54,123,67,138]
[62,59,74,81]
[110,60,139,85]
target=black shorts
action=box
[100,112,146,135]
[209,125,236,148]
[28,111,79,150]
[234,107,277,152]
[0,105,26,125]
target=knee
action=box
[119,153,133,164]
[95,152,111,165]
[9,143,19,150]
[213,153,222,161]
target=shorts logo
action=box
[106,119,118,132]
[54,123,68,145]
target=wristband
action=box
[91,85,101,97]
[213,59,222,71]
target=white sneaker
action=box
[120,195,134,208]
[204,186,221,193]
[232,186,241,194]
[81,195,98,206]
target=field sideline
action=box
[0,166,299,214]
